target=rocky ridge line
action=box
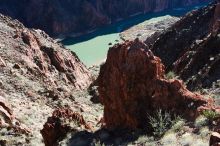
[151,1,220,90]
[0,13,95,146]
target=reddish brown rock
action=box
[41,108,91,146]
[209,115,220,146]
[0,14,91,90]
[98,39,215,129]
[0,96,30,134]
[210,132,220,146]
[20,29,91,89]
[0,96,13,126]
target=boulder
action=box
[41,108,91,146]
[210,132,220,146]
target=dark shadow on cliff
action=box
[66,128,149,146]
[62,1,212,45]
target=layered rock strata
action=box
[151,2,220,90]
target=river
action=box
[62,2,211,67]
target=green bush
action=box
[171,119,186,132]
[194,116,209,128]
[148,109,181,138]
[93,140,110,146]
[202,110,220,121]
[165,71,177,79]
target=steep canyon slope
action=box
[95,2,220,145]
[0,1,220,146]
[151,1,220,91]
[0,0,211,37]
[0,14,99,146]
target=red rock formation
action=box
[210,132,220,146]
[0,13,91,145]
[98,39,215,129]
[21,29,92,89]
[0,96,13,127]
[0,14,91,90]
[0,96,30,134]
[41,109,91,146]
[209,116,220,146]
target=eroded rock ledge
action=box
[98,39,218,129]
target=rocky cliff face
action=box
[97,39,217,129]
[0,14,91,90]
[0,0,211,36]
[151,1,220,90]
[0,14,94,145]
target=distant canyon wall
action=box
[0,0,211,37]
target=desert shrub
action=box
[194,116,209,128]
[202,110,220,121]
[171,119,185,132]
[213,94,220,106]
[193,139,209,146]
[179,133,194,146]
[148,109,181,137]
[161,132,178,146]
[199,127,210,138]
[165,71,177,79]
[135,136,151,144]
[93,140,107,146]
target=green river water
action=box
[62,2,210,67]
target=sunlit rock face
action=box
[0,14,91,90]
[0,0,211,36]
[97,39,215,129]
[0,13,92,145]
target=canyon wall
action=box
[151,1,220,90]
[0,0,211,37]
[0,13,92,145]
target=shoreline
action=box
[55,1,211,43]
